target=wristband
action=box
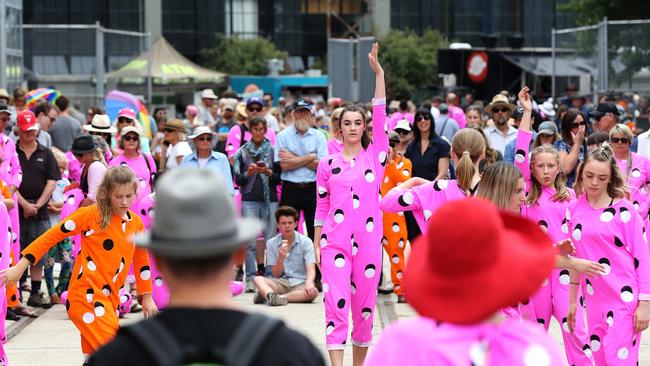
[570,282,580,285]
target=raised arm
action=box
[517,87,533,133]
[368,42,388,166]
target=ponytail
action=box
[456,150,476,192]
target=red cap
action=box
[118,107,136,120]
[17,110,39,132]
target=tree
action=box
[558,0,650,86]
[378,29,447,100]
[200,34,288,75]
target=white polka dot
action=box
[572,229,581,241]
[322,283,329,293]
[82,312,95,324]
[559,272,570,286]
[365,171,375,183]
[391,256,400,264]
[586,283,594,295]
[364,267,376,278]
[140,270,151,281]
[84,229,95,237]
[515,153,526,164]
[366,221,374,232]
[396,271,403,279]
[352,197,360,209]
[600,211,614,222]
[617,347,629,360]
[402,169,409,176]
[423,210,432,222]
[402,192,414,205]
[620,210,631,223]
[397,211,404,216]
[398,239,405,248]
[362,309,372,320]
[396,161,404,169]
[94,306,105,317]
[352,244,358,256]
[334,212,345,223]
[621,290,634,302]
[632,170,641,178]
[318,186,327,196]
[67,196,75,206]
[155,278,164,287]
[326,324,334,335]
[591,338,601,352]
[561,222,568,234]
[334,257,345,268]
[102,288,110,297]
[436,180,449,190]
[541,278,549,287]
[121,294,130,304]
[87,261,96,271]
[378,151,387,164]
[392,224,399,233]
[523,345,551,366]
[562,321,570,333]
[63,220,76,231]
[86,293,93,302]
[112,274,118,283]
[468,341,488,366]
[320,237,327,247]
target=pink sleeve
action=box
[265,128,277,146]
[370,98,389,167]
[514,129,533,184]
[314,159,331,226]
[87,162,107,201]
[6,140,22,188]
[627,207,650,298]
[380,187,423,213]
[226,125,243,159]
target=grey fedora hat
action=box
[132,168,263,258]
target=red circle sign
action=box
[467,52,488,84]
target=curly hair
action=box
[95,166,137,230]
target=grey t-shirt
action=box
[49,115,82,152]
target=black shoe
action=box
[5,309,19,321]
[27,293,53,309]
[378,286,394,295]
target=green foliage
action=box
[200,34,288,75]
[378,29,447,100]
[558,0,650,85]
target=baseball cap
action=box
[200,89,217,99]
[246,97,264,108]
[224,101,237,111]
[117,107,136,121]
[394,119,412,132]
[537,121,558,136]
[0,101,11,116]
[388,131,400,144]
[589,102,620,118]
[293,99,314,113]
[17,110,39,132]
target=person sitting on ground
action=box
[365,198,565,365]
[88,168,325,366]
[253,206,318,306]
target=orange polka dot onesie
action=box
[21,205,152,355]
[380,154,411,296]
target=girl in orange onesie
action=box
[381,132,412,302]
[0,166,157,361]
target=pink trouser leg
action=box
[321,246,352,349]
[586,303,639,365]
[349,231,381,346]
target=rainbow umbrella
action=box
[105,90,152,139]
[26,88,61,110]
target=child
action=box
[44,148,73,304]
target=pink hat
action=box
[186,105,199,117]
[117,107,136,121]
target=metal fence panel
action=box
[328,39,355,101]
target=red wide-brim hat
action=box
[403,198,555,325]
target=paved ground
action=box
[5,291,650,365]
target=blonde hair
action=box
[476,162,522,210]
[451,129,485,192]
[50,147,68,170]
[95,166,137,230]
[527,144,570,205]
[609,123,634,141]
[573,143,627,199]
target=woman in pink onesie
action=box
[513,87,591,365]
[567,144,650,365]
[380,128,485,234]
[314,43,386,366]
[366,198,565,366]
[608,124,650,222]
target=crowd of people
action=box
[0,41,646,365]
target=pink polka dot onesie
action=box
[314,99,388,349]
[568,195,650,365]
[365,316,566,366]
[380,179,467,234]
[614,152,650,223]
[514,130,590,365]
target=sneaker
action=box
[266,292,288,306]
[5,308,20,321]
[253,291,267,305]
[245,281,256,293]
[27,293,53,309]
[50,293,61,305]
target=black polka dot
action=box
[141,209,146,216]
[337,299,345,309]
[537,318,545,326]
[634,257,639,269]
[521,298,529,305]
[10,294,16,302]
[332,167,341,174]
[65,299,70,311]
[102,239,114,251]
[24,254,35,264]
[614,236,624,247]
[537,220,548,229]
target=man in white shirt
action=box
[483,94,517,154]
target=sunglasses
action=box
[395,129,410,135]
[571,121,586,129]
[73,153,83,158]
[610,137,630,144]
[118,118,132,124]
[196,136,212,142]
[416,116,430,122]
[163,128,176,133]
[122,135,139,142]
[247,107,263,113]
[492,107,509,113]
[389,140,398,148]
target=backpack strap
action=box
[223,313,283,366]
[142,153,154,187]
[121,318,183,366]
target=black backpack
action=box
[122,313,283,366]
